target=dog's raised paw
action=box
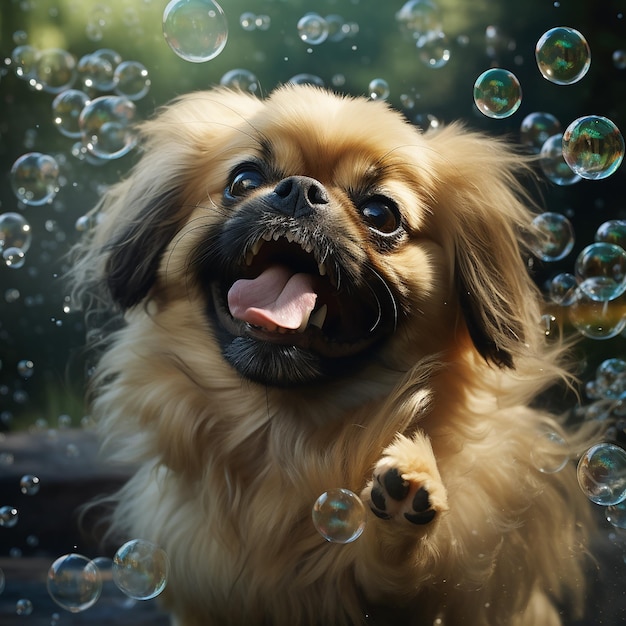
[366,460,447,526]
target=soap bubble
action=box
[52,89,90,138]
[15,599,33,616]
[10,152,60,206]
[596,220,626,248]
[312,488,366,543]
[575,242,626,302]
[17,359,34,378]
[287,73,325,87]
[520,112,561,153]
[77,50,120,91]
[12,45,39,79]
[163,0,228,63]
[79,96,137,160]
[297,13,329,45]
[396,0,442,40]
[569,292,626,340]
[595,358,626,399]
[417,30,451,68]
[549,272,578,306]
[3,248,26,269]
[530,431,569,474]
[34,48,77,93]
[112,539,169,600]
[528,212,575,262]
[577,443,626,505]
[239,12,256,31]
[368,78,390,101]
[606,501,626,529]
[0,506,18,527]
[613,50,626,70]
[113,61,151,100]
[539,134,582,185]
[0,213,32,253]
[562,116,624,180]
[219,68,259,93]
[326,14,347,42]
[47,553,102,612]
[20,474,40,495]
[535,27,591,85]
[473,68,522,119]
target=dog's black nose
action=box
[272,176,329,218]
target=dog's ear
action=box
[425,125,542,369]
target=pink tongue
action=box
[227,265,318,331]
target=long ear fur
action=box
[424,124,542,369]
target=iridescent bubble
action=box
[530,431,569,474]
[569,291,626,340]
[528,212,575,262]
[549,272,578,306]
[0,213,32,253]
[577,443,626,505]
[219,68,259,94]
[52,89,90,138]
[596,220,626,248]
[297,12,329,45]
[79,96,137,160]
[473,68,522,119]
[596,358,626,399]
[11,45,39,79]
[0,505,18,528]
[606,501,626,529]
[47,553,102,612]
[312,488,366,544]
[575,242,626,302]
[34,48,77,93]
[113,61,151,101]
[613,50,626,70]
[368,78,390,101]
[520,112,561,153]
[162,0,228,63]
[112,539,169,600]
[20,474,40,495]
[15,599,33,616]
[535,27,591,85]
[562,116,624,180]
[539,134,582,186]
[395,0,442,40]
[10,152,60,206]
[3,248,26,269]
[417,30,451,68]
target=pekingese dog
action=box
[72,85,597,626]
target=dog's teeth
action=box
[308,304,328,330]
[318,262,327,277]
[245,251,254,266]
[250,239,264,257]
[262,232,273,242]
[285,231,295,243]
[272,232,281,241]
[303,242,313,254]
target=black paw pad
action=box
[382,468,410,501]
[404,487,436,525]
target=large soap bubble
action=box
[528,212,575,262]
[539,134,582,186]
[473,68,522,119]
[112,539,169,600]
[52,89,90,138]
[47,553,102,613]
[520,112,561,153]
[10,152,60,206]
[0,213,32,253]
[575,242,626,302]
[312,488,366,543]
[163,0,228,62]
[535,27,591,85]
[577,443,626,506]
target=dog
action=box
[71,85,597,625]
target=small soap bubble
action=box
[396,0,442,40]
[79,96,137,160]
[606,501,626,529]
[11,45,39,79]
[10,152,60,206]
[112,539,169,600]
[539,134,582,186]
[17,359,34,379]
[20,475,40,495]
[528,212,575,262]
[473,68,522,119]
[0,505,18,528]
[255,14,271,31]
[15,599,33,616]
[113,61,151,101]
[596,220,626,248]
[535,27,590,85]
[239,11,256,31]
[562,116,624,180]
[219,68,259,94]
[549,272,578,306]
[312,488,366,544]
[530,431,569,473]
[596,358,626,399]
[577,443,626,505]
[297,13,329,45]
[368,78,390,101]
[613,50,626,70]
[575,242,626,302]
[47,553,102,612]
[417,30,451,68]
[34,48,77,93]
[162,0,228,63]
[76,51,117,91]
[3,248,26,269]
[52,89,90,138]
[520,112,561,153]
[568,292,626,340]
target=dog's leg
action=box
[362,431,448,527]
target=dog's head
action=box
[74,85,544,388]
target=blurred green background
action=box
[0,0,625,431]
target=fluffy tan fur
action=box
[72,85,596,626]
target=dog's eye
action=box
[359,197,401,234]
[226,168,266,199]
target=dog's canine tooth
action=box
[285,231,295,243]
[245,251,254,266]
[318,262,327,277]
[250,239,264,257]
[308,304,328,330]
